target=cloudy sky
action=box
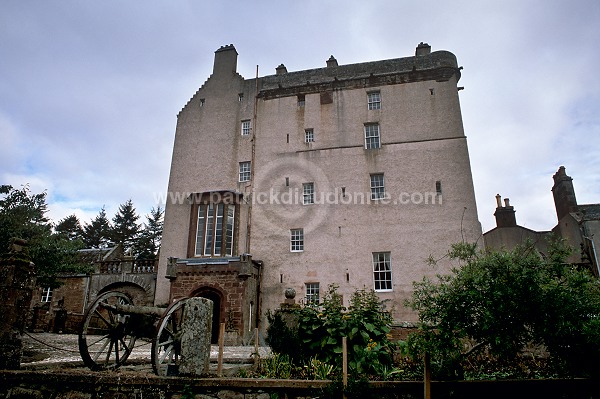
[1,0,599,234]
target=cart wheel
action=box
[78,291,137,370]
[152,297,191,376]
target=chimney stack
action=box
[552,166,578,221]
[494,194,517,228]
[416,42,431,56]
[276,64,287,75]
[213,44,238,76]
[326,55,338,68]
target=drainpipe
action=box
[583,235,599,277]
[246,65,259,253]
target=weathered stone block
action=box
[178,297,213,375]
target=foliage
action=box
[135,206,164,259]
[0,185,89,288]
[110,199,140,251]
[305,356,335,380]
[0,184,50,253]
[266,285,398,378]
[54,214,84,241]
[406,239,600,379]
[83,207,112,248]
[258,352,293,379]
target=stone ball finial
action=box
[284,288,296,299]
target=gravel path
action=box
[21,332,271,372]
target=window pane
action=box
[204,204,214,255]
[241,120,251,135]
[305,129,314,143]
[370,174,385,200]
[364,124,380,149]
[303,182,315,205]
[368,91,381,110]
[195,204,206,256]
[291,228,304,251]
[298,95,305,107]
[372,252,392,291]
[305,283,320,305]
[239,161,251,182]
[214,204,224,256]
[41,287,52,302]
[226,206,235,256]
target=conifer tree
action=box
[83,207,112,248]
[55,214,84,241]
[136,206,164,259]
[110,199,140,252]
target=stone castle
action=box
[155,43,482,343]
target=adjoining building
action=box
[484,166,599,275]
[30,245,157,333]
[156,43,482,343]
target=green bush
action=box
[407,239,600,379]
[266,285,398,378]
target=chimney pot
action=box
[276,64,287,75]
[495,194,502,208]
[494,196,517,227]
[416,42,432,56]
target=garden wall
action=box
[1,370,600,399]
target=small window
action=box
[305,129,314,143]
[239,161,251,182]
[41,287,52,303]
[298,94,306,107]
[305,283,320,305]
[199,98,205,107]
[372,252,392,292]
[241,120,251,136]
[367,91,381,110]
[290,228,304,252]
[303,182,315,205]
[364,123,380,149]
[370,174,385,200]
[436,180,442,195]
[238,93,244,101]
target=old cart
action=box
[78,291,198,376]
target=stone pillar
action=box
[179,297,213,375]
[0,239,36,369]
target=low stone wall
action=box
[1,370,600,399]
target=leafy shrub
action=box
[266,285,398,378]
[259,352,293,379]
[407,239,600,379]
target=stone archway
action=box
[191,287,223,344]
[97,282,149,307]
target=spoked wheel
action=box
[78,291,137,370]
[152,297,190,376]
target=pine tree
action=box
[136,206,164,259]
[83,207,112,248]
[110,199,140,252]
[55,214,84,241]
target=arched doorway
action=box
[192,288,222,344]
